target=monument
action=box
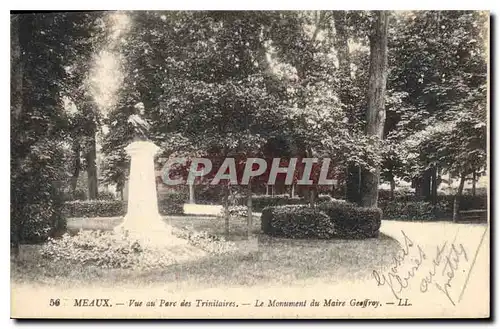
[114,140,185,246]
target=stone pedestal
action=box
[114,140,185,246]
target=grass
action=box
[11,215,401,291]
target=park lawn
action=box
[11,216,401,291]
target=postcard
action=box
[10,10,490,319]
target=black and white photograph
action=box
[9,9,489,319]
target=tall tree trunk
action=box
[413,177,422,198]
[309,187,316,207]
[70,139,81,193]
[422,169,432,201]
[389,174,396,200]
[333,12,360,204]
[85,129,98,200]
[453,173,467,222]
[345,167,361,203]
[224,183,230,237]
[305,148,316,206]
[246,180,253,238]
[360,11,389,208]
[431,166,438,204]
[472,171,477,196]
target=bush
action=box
[316,194,334,203]
[318,201,382,239]
[436,194,487,212]
[98,190,116,200]
[379,201,441,221]
[13,199,67,244]
[261,205,336,239]
[218,205,248,218]
[172,227,237,254]
[158,192,185,215]
[378,188,415,201]
[379,194,487,221]
[41,230,162,269]
[63,188,87,201]
[40,228,236,269]
[195,185,225,204]
[62,200,126,218]
[63,191,187,218]
[41,230,190,269]
[11,141,67,244]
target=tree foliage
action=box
[11,12,105,247]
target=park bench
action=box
[457,209,488,223]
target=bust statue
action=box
[127,102,151,141]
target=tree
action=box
[359,11,390,208]
[11,12,104,252]
[100,92,140,200]
[385,11,488,205]
[58,12,106,199]
[112,11,289,236]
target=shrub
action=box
[196,185,226,204]
[379,194,487,221]
[316,194,334,203]
[378,188,416,202]
[98,190,116,200]
[13,199,67,244]
[40,228,237,269]
[62,200,126,218]
[158,192,185,215]
[436,194,487,213]
[41,230,183,269]
[379,201,439,221]
[62,191,187,218]
[11,141,67,244]
[318,201,382,239]
[218,205,248,218]
[63,188,87,201]
[172,227,237,254]
[261,205,336,239]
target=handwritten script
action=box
[372,230,469,305]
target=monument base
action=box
[114,216,187,248]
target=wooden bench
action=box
[458,209,488,223]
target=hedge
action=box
[437,194,487,212]
[62,193,185,218]
[379,194,487,221]
[378,189,486,208]
[14,199,67,244]
[62,200,126,218]
[317,201,382,239]
[379,201,445,221]
[261,201,381,239]
[261,205,335,239]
